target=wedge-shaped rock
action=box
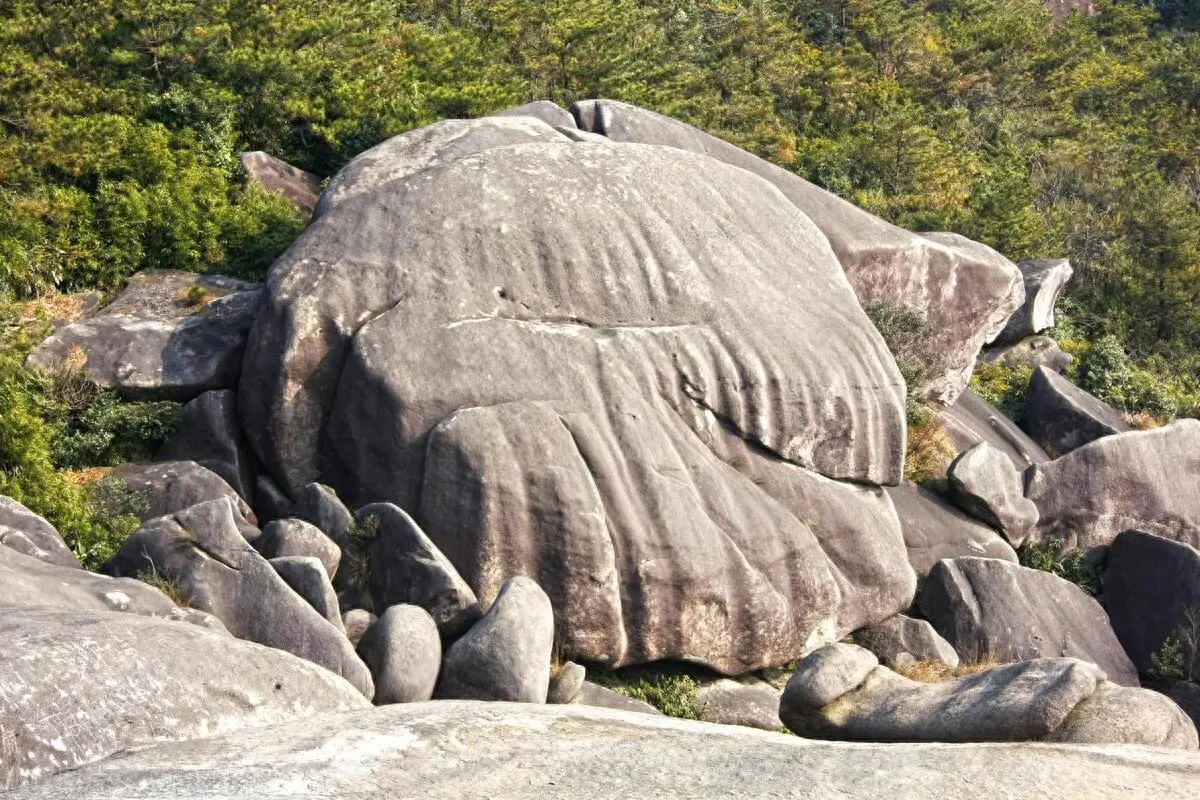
[781,644,1101,742]
[993,259,1074,344]
[1025,365,1130,455]
[0,605,368,791]
[946,442,1039,546]
[240,131,914,672]
[157,389,256,500]
[437,576,554,703]
[1105,530,1200,680]
[1025,420,1200,551]
[887,482,1017,575]
[12,701,1200,800]
[570,98,1023,404]
[919,557,1138,685]
[939,388,1049,470]
[106,497,373,697]
[270,555,344,630]
[0,495,79,568]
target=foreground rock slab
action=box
[0,605,369,791]
[9,701,1200,799]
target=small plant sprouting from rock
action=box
[1018,538,1101,597]
[136,566,190,608]
[1148,606,1200,683]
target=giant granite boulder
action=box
[992,258,1073,344]
[1024,365,1131,455]
[28,270,261,401]
[569,98,1024,404]
[239,116,916,672]
[11,701,1200,800]
[1025,420,1200,552]
[0,605,368,791]
[939,388,1049,470]
[886,482,1017,574]
[918,557,1138,685]
[106,497,373,697]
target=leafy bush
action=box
[599,672,700,719]
[1019,538,1101,597]
[865,302,942,426]
[52,393,182,470]
[969,361,1033,425]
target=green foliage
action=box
[865,301,940,426]
[51,393,182,470]
[1019,537,1101,596]
[970,361,1033,424]
[606,673,700,719]
[1149,635,1186,682]
[79,475,150,570]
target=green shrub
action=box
[969,360,1033,424]
[604,673,700,719]
[1019,538,1100,597]
[865,302,941,426]
[52,393,182,470]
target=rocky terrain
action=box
[3,100,1199,797]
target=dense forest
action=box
[1,0,1198,546]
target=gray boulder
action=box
[1164,681,1200,731]
[12,701,1200,800]
[852,614,959,669]
[547,661,587,704]
[1105,530,1200,680]
[82,269,258,320]
[106,497,373,697]
[1025,366,1130,455]
[110,460,257,533]
[570,98,1024,404]
[343,608,377,648]
[437,576,554,702]
[781,642,879,710]
[291,482,367,605]
[0,605,368,791]
[887,482,1017,575]
[781,644,1102,742]
[29,276,261,402]
[939,388,1050,470]
[499,100,578,128]
[270,556,344,631]
[156,389,255,500]
[357,502,480,638]
[980,334,1073,373]
[257,517,341,579]
[919,557,1138,685]
[993,258,1074,344]
[695,679,782,731]
[242,128,915,673]
[1049,681,1198,749]
[240,151,322,219]
[1025,420,1200,552]
[254,473,293,524]
[946,442,1039,546]
[573,682,662,715]
[356,604,442,704]
[0,495,79,568]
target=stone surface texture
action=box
[993,258,1073,344]
[240,151,322,219]
[0,495,80,568]
[887,482,1017,574]
[1025,365,1131,456]
[946,442,1039,546]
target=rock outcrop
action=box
[0,605,368,791]
[694,679,782,731]
[1105,530,1200,680]
[887,482,1017,574]
[1025,420,1200,552]
[918,557,1139,685]
[240,151,322,219]
[939,388,1049,470]
[111,460,257,531]
[106,497,373,697]
[0,495,80,568]
[11,701,1199,800]
[852,614,959,669]
[992,258,1073,344]
[1025,365,1130,455]
[240,112,917,673]
[980,334,1073,373]
[157,389,256,500]
[257,517,341,579]
[357,604,442,704]
[946,442,1039,546]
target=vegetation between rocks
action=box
[595,671,701,719]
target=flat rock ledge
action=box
[9,702,1200,799]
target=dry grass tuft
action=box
[20,292,89,325]
[1124,410,1164,430]
[904,417,957,483]
[64,466,113,487]
[893,658,1002,683]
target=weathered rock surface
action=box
[695,679,782,731]
[437,576,554,703]
[0,495,79,568]
[240,151,322,219]
[852,614,959,669]
[16,701,1200,800]
[357,502,480,638]
[111,460,259,541]
[258,517,341,579]
[781,644,1101,742]
[356,604,442,704]
[1049,681,1198,749]
[242,123,916,672]
[342,609,376,648]
[1105,530,1200,680]
[939,388,1050,470]
[547,661,587,704]
[574,681,662,715]
[781,642,879,710]
[918,557,1138,685]
[0,605,368,791]
[946,442,1039,546]
[270,556,344,630]
[1025,420,1200,551]
[157,389,255,500]
[290,482,366,604]
[570,98,1023,404]
[106,497,373,697]
[29,273,262,401]
[980,334,1073,373]
[499,100,578,128]
[887,482,1018,574]
[1025,365,1131,455]
[87,270,258,320]
[993,258,1073,344]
